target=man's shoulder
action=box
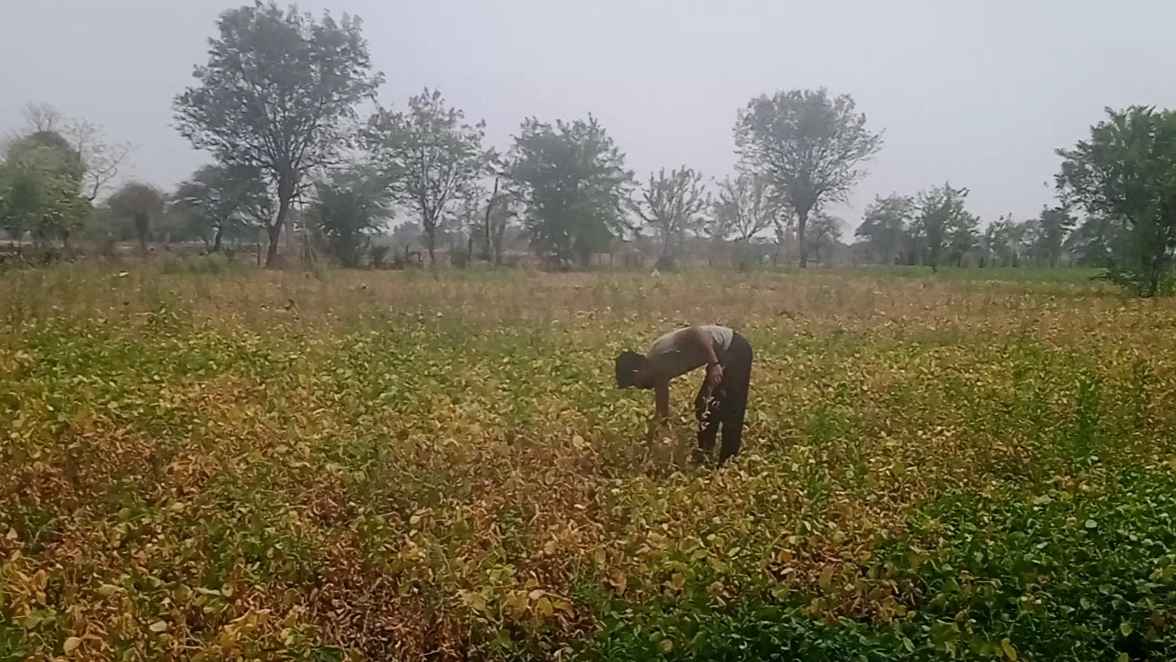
[646,329,681,357]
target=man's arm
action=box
[673,326,723,393]
[644,379,671,443]
[654,380,670,420]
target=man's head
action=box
[615,350,647,388]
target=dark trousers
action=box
[693,331,753,465]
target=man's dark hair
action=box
[615,350,645,388]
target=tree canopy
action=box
[365,88,489,264]
[107,181,167,254]
[504,115,633,269]
[632,166,708,268]
[1056,105,1176,296]
[736,88,882,267]
[173,1,383,267]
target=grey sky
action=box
[3,0,1175,228]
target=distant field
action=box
[1,264,1174,661]
[842,264,1106,283]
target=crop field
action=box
[2,264,1176,661]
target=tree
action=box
[504,115,633,269]
[173,164,271,252]
[1056,105,1176,296]
[631,166,707,268]
[911,182,971,271]
[16,102,129,203]
[712,173,778,243]
[735,88,883,267]
[946,208,980,267]
[306,167,391,268]
[107,182,167,255]
[1065,214,1118,267]
[441,182,487,267]
[805,211,844,265]
[173,2,383,268]
[981,215,1027,267]
[697,208,732,267]
[710,173,780,267]
[1029,205,1076,268]
[365,88,488,265]
[0,130,91,248]
[479,175,517,265]
[855,194,914,264]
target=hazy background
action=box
[3,0,1174,227]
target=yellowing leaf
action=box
[149,620,169,633]
[63,637,81,654]
[466,592,487,613]
[659,638,674,653]
[536,597,554,618]
[1000,637,1017,661]
[668,572,686,591]
[503,592,528,617]
[818,566,835,591]
[606,569,627,594]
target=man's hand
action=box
[704,362,724,392]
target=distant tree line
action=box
[2,2,1175,295]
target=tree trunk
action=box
[266,188,296,269]
[213,225,224,253]
[265,223,282,267]
[483,178,499,262]
[493,226,505,265]
[135,213,149,257]
[423,213,437,265]
[797,209,809,268]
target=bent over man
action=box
[615,325,754,465]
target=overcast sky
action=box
[3,0,1175,228]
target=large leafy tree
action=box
[173,1,383,268]
[735,88,882,267]
[631,166,707,267]
[504,115,633,269]
[0,130,91,248]
[365,88,488,265]
[172,164,271,252]
[982,215,1029,267]
[107,181,167,255]
[1033,205,1075,268]
[1055,105,1176,296]
[804,210,844,265]
[306,167,391,268]
[18,102,129,203]
[911,182,972,271]
[855,193,915,265]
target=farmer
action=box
[615,325,753,465]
